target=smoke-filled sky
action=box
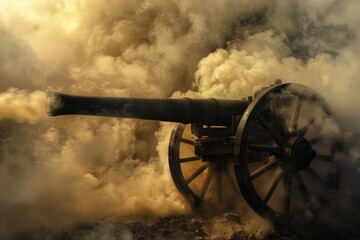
[0,0,359,237]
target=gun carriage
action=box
[48,81,342,224]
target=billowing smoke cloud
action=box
[0,88,46,123]
[0,0,359,238]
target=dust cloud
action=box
[0,0,359,238]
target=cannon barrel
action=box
[47,92,249,126]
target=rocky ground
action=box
[14,212,360,240]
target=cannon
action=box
[48,81,342,224]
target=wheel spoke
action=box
[181,138,194,145]
[290,97,302,133]
[199,165,214,200]
[309,136,324,145]
[264,169,285,204]
[298,118,315,137]
[273,97,289,136]
[284,174,293,215]
[250,159,279,180]
[296,174,313,210]
[305,167,327,187]
[215,165,222,203]
[180,156,202,163]
[186,165,208,184]
[257,113,284,144]
[248,144,282,154]
[225,167,239,193]
[316,155,332,162]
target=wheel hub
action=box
[283,137,316,172]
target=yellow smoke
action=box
[0,0,359,238]
[0,88,46,123]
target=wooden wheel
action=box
[169,124,240,207]
[234,83,342,224]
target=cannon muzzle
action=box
[47,91,249,126]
